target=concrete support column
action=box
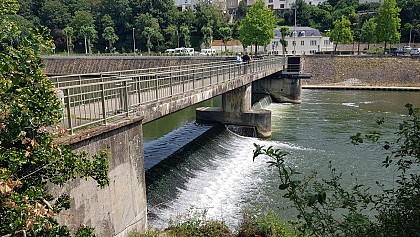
[222,83,252,112]
[197,84,271,138]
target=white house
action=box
[270,26,333,55]
[247,0,326,10]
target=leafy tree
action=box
[236,0,248,20]
[361,18,376,49]
[375,0,401,49]
[238,0,276,55]
[279,26,291,55]
[101,14,115,29]
[69,10,95,52]
[62,26,74,55]
[219,26,232,52]
[180,25,191,48]
[80,25,97,54]
[201,26,213,49]
[164,24,179,48]
[142,27,158,54]
[134,13,163,53]
[102,26,118,53]
[0,1,109,236]
[39,0,71,30]
[329,16,353,54]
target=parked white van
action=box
[165,49,175,54]
[173,47,195,55]
[200,49,216,55]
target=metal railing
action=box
[51,56,285,133]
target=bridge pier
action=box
[253,74,302,103]
[196,83,272,138]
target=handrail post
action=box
[123,80,129,116]
[63,88,73,134]
[100,83,107,125]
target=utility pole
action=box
[133,28,136,56]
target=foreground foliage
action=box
[253,104,419,237]
[0,1,109,236]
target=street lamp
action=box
[294,6,296,55]
[133,28,136,56]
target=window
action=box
[292,41,296,46]
[310,40,317,46]
[299,31,306,37]
[268,4,273,9]
[268,0,273,2]
[280,4,285,8]
[292,31,297,37]
[301,41,304,45]
[323,39,330,45]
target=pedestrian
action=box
[236,53,242,64]
[242,52,250,63]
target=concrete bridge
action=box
[50,56,305,236]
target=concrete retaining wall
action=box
[42,56,232,75]
[304,55,420,86]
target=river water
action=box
[144,89,420,230]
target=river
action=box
[144,89,420,230]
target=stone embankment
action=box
[303,55,420,87]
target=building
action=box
[271,26,333,55]
[247,0,326,10]
[210,26,333,55]
[175,0,232,11]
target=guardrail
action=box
[51,56,286,133]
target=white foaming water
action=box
[148,130,302,230]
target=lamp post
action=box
[133,28,136,56]
[293,6,296,55]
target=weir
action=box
[49,56,308,236]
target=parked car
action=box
[410,48,420,56]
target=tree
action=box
[0,1,109,236]
[375,0,401,49]
[201,26,213,49]
[279,26,291,55]
[80,25,97,54]
[134,13,163,52]
[142,27,157,54]
[361,18,376,49]
[219,26,232,52]
[180,25,191,48]
[329,16,353,54]
[62,26,74,55]
[238,0,276,55]
[164,24,179,48]
[39,0,71,31]
[236,0,248,20]
[102,26,118,53]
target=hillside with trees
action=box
[9,0,420,54]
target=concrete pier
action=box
[196,83,271,138]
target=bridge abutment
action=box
[196,83,272,138]
[253,75,302,103]
[52,116,147,237]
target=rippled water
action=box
[144,89,420,230]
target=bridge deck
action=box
[51,57,286,133]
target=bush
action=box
[237,209,300,237]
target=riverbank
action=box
[303,55,420,87]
